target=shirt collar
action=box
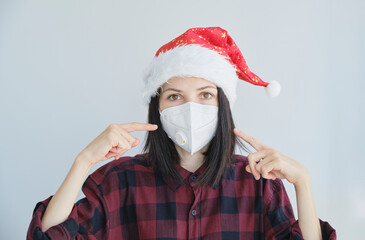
[162,160,218,192]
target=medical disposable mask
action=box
[159,102,219,155]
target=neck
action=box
[175,142,210,173]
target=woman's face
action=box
[158,76,218,112]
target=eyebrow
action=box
[162,86,217,94]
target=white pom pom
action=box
[265,80,281,98]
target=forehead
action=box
[161,76,217,89]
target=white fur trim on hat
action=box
[141,44,238,110]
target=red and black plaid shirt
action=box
[27,153,336,239]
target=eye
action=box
[201,92,213,99]
[167,94,181,101]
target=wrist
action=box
[294,175,311,190]
[75,153,95,170]
[293,166,311,188]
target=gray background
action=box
[1,0,364,239]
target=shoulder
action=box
[231,154,250,173]
[87,153,153,186]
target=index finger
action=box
[233,128,267,151]
[121,122,158,132]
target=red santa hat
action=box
[141,26,281,109]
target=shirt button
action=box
[191,175,197,181]
[191,209,197,216]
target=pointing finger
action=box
[233,128,267,151]
[121,122,158,133]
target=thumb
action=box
[132,138,140,147]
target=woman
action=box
[27,26,336,239]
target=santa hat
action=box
[141,26,281,109]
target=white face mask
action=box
[159,102,219,155]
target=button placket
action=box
[188,185,202,238]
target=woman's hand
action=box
[77,122,158,166]
[233,128,310,186]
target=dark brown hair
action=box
[142,86,252,187]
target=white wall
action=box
[0,0,364,239]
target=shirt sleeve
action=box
[263,178,337,240]
[26,175,109,240]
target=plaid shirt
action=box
[27,153,336,239]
